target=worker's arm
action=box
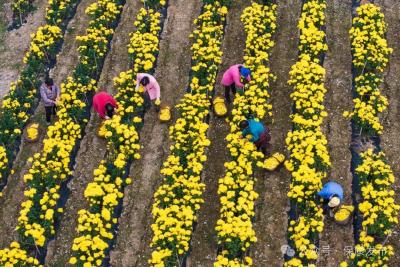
[109,96,118,108]
[55,85,61,101]
[233,72,244,88]
[153,79,161,100]
[246,74,251,82]
[135,73,144,91]
[40,85,55,105]
[249,134,257,143]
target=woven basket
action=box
[213,96,227,117]
[159,105,171,122]
[334,206,353,226]
[24,123,40,143]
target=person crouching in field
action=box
[317,181,344,217]
[93,92,118,120]
[40,77,60,125]
[239,119,271,156]
[135,73,161,118]
[221,64,251,104]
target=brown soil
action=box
[318,0,354,266]
[318,1,354,266]
[108,1,202,266]
[375,0,400,265]
[186,1,249,266]
[250,1,301,266]
[0,0,48,99]
[44,0,142,265]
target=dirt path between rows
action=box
[44,1,142,265]
[0,0,94,248]
[318,1,354,266]
[250,0,301,266]
[374,0,400,265]
[0,0,48,99]
[108,1,202,266]
[186,1,249,266]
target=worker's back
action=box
[246,119,265,142]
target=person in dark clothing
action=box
[40,77,60,125]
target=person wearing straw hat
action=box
[221,64,251,104]
[317,181,344,217]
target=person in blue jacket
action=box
[239,119,271,155]
[318,181,344,216]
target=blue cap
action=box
[240,67,251,77]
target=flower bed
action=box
[340,150,399,267]
[343,4,392,136]
[284,0,329,266]
[341,4,399,267]
[149,1,229,265]
[69,2,165,266]
[214,2,277,266]
[0,0,80,192]
[0,0,124,264]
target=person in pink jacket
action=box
[135,73,161,117]
[221,64,251,103]
[93,92,118,119]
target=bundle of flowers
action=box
[69,3,165,266]
[284,0,329,266]
[343,4,392,135]
[341,150,399,267]
[149,1,229,266]
[0,0,124,263]
[214,2,277,266]
[0,0,79,192]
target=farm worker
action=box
[93,92,118,120]
[135,73,161,117]
[318,181,344,216]
[221,64,251,104]
[239,119,271,156]
[40,77,60,125]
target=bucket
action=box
[159,104,171,122]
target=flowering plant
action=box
[214,2,277,266]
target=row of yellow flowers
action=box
[214,2,277,266]
[284,0,329,266]
[69,2,165,266]
[341,4,399,267]
[0,0,124,265]
[149,1,229,266]
[11,0,35,28]
[340,150,399,267]
[343,4,392,136]
[0,0,79,193]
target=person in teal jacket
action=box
[239,119,271,155]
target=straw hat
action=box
[328,196,341,208]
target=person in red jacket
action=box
[93,92,117,119]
